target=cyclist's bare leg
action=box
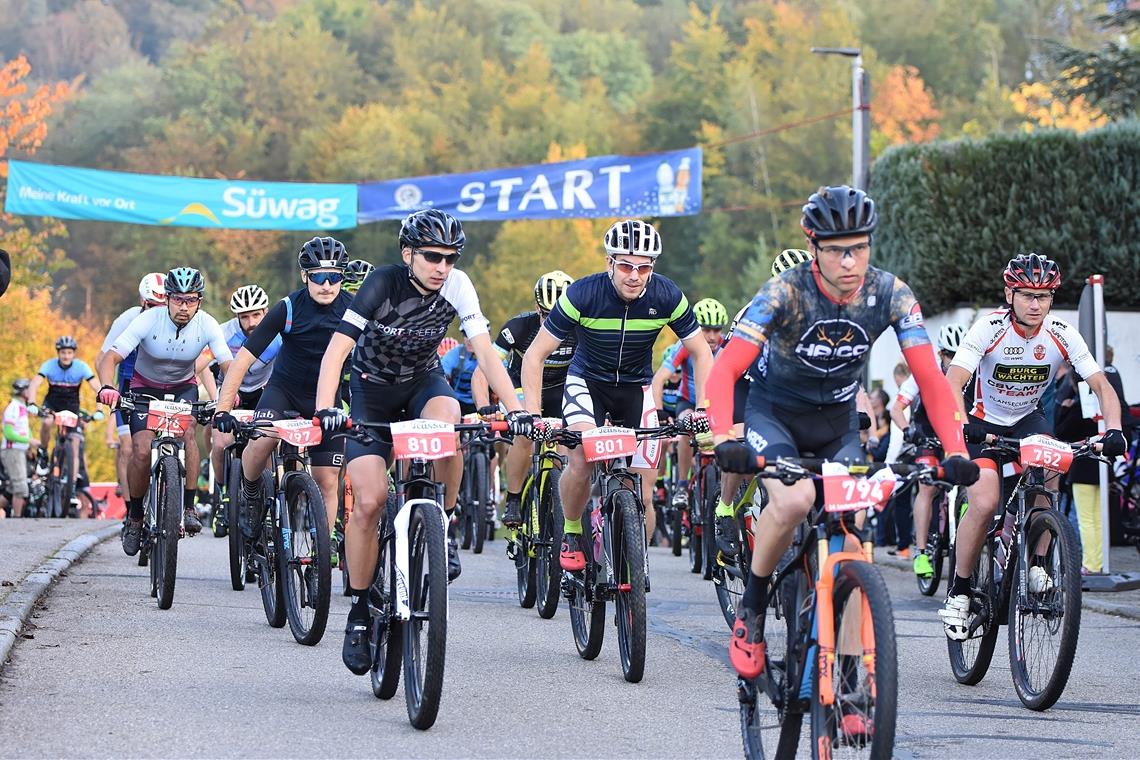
[183,422,200,495]
[635,466,657,540]
[312,464,340,534]
[953,466,999,578]
[913,483,935,551]
[419,395,462,510]
[240,435,277,483]
[127,430,156,500]
[677,440,692,489]
[504,435,531,493]
[345,454,389,590]
[559,421,595,523]
[749,477,816,576]
[68,433,81,487]
[720,472,745,507]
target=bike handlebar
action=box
[116,393,217,423]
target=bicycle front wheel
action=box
[535,467,564,619]
[515,484,536,609]
[614,491,647,683]
[226,458,246,591]
[471,452,488,554]
[1008,508,1081,711]
[153,455,182,610]
[279,474,332,646]
[403,504,448,730]
[811,561,897,760]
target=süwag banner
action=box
[357,147,701,223]
[5,160,357,230]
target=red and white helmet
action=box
[138,272,167,305]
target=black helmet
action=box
[11,378,30,394]
[298,237,349,271]
[1004,252,1061,291]
[800,185,878,241]
[165,266,206,294]
[55,335,78,351]
[399,209,465,253]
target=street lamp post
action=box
[810,47,870,190]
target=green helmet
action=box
[692,298,728,329]
[344,259,375,294]
[770,249,813,278]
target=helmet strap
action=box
[406,263,437,295]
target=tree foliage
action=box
[1047,9,1140,120]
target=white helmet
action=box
[604,220,662,258]
[938,323,966,353]
[138,273,167,304]
[230,284,269,314]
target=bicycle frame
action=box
[521,438,565,544]
[389,458,448,621]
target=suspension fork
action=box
[814,533,877,706]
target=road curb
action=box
[0,523,122,673]
[875,551,1140,621]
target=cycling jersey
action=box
[109,307,232,389]
[219,318,281,393]
[243,288,352,395]
[337,265,488,387]
[543,272,698,385]
[37,359,95,413]
[951,310,1100,427]
[101,306,142,384]
[3,399,31,450]
[440,345,477,404]
[659,343,681,412]
[494,310,575,390]
[664,341,721,404]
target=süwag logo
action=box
[1033,344,1046,361]
[222,187,343,228]
[795,319,870,371]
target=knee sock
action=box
[128,497,144,521]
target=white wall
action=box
[869,306,1140,404]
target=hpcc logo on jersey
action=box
[794,319,870,371]
[1034,344,1046,361]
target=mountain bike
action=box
[348,417,507,730]
[737,455,941,760]
[549,422,682,684]
[510,417,565,617]
[231,415,332,645]
[656,440,681,553]
[710,473,764,628]
[947,432,1102,710]
[687,441,720,580]
[895,435,968,597]
[457,423,497,554]
[118,394,215,610]
[219,410,257,589]
[41,408,100,518]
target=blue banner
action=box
[5,161,357,230]
[357,147,701,222]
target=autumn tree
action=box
[1009,80,1108,132]
[872,65,942,146]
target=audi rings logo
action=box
[394,183,424,210]
[1003,346,1024,356]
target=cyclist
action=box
[344,259,375,296]
[890,323,966,579]
[96,267,233,552]
[308,209,531,675]
[520,219,713,572]
[939,253,1125,639]
[97,273,168,501]
[485,270,577,528]
[705,185,980,680]
[28,336,107,494]
[651,297,728,516]
[1,379,40,518]
[212,240,352,545]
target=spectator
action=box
[1055,369,1105,573]
[1,378,40,518]
[867,388,891,461]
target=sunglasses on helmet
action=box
[415,249,461,266]
[307,271,345,286]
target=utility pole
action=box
[810,47,870,189]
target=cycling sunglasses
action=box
[610,258,655,276]
[307,271,345,286]
[415,248,461,266]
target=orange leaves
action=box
[872,65,942,146]
[0,55,72,176]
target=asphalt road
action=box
[0,531,1137,759]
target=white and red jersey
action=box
[951,309,1100,426]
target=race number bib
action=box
[272,418,323,448]
[146,400,193,436]
[231,409,256,423]
[391,419,457,461]
[53,410,79,429]
[822,462,896,513]
[582,426,637,463]
[1019,434,1074,474]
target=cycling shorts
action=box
[254,384,344,468]
[127,384,198,437]
[235,386,263,411]
[562,375,659,469]
[743,392,864,463]
[42,392,80,416]
[346,370,456,464]
[965,410,1051,471]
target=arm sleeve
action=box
[1053,322,1101,380]
[243,300,288,358]
[337,270,388,341]
[109,309,152,359]
[3,422,31,444]
[76,360,96,382]
[493,320,517,358]
[902,344,968,457]
[542,290,578,342]
[887,277,933,352]
[706,337,760,437]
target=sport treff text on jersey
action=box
[733,264,932,405]
[337,265,489,386]
[543,273,699,385]
[38,358,95,412]
[495,310,576,389]
[951,309,1100,427]
[243,288,352,393]
[110,307,233,388]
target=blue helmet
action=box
[165,267,205,294]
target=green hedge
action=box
[868,121,1140,312]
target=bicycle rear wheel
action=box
[569,535,605,659]
[371,525,403,700]
[471,452,488,554]
[279,474,331,646]
[917,491,947,596]
[1008,508,1081,711]
[536,467,564,619]
[458,462,474,550]
[515,482,537,609]
[226,458,246,591]
[946,540,999,685]
[403,503,448,730]
[153,455,182,610]
[614,491,647,683]
[702,464,719,581]
[688,479,703,575]
[714,538,747,629]
[810,561,897,760]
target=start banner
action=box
[5,160,357,230]
[357,147,701,223]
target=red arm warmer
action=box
[705,337,760,437]
[901,344,968,457]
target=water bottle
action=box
[656,161,674,215]
[590,503,603,564]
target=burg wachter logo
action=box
[992,364,1049,384]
